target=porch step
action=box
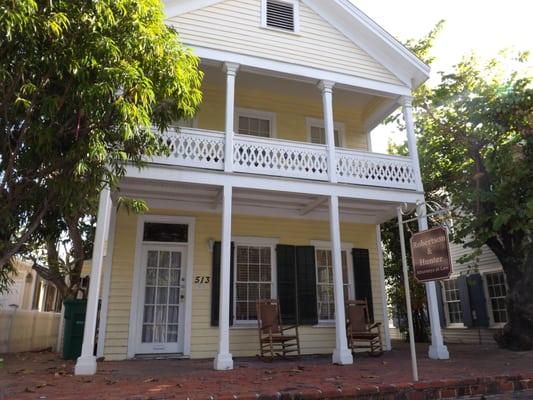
[133,353,186,360]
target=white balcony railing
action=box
[152,128,418,190]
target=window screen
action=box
[235,245,273,321]
[310,126,341,147]
[238,116,271,137]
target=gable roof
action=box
[163,0,430,89]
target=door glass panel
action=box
[141,249,183,345]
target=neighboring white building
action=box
[75,0,451,376]
[436,241,507,344]
[0,259,62,313]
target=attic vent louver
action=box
[266,0,295,32]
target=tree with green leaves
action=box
[0,0,203,296]
[414,51,533,350]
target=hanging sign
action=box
[410,226,452,282]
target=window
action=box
[262,0,299,33]
[315,248,352,322]
[485,272,508,324]
[306,118,345,147]
[443,279,463,324]
[310,126,341,147]
[235,245,274,322]
[236,109,275,138]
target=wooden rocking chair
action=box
[346,299,383,356]
[256,299,300,360]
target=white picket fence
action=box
[0,309,61,353]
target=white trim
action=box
[310,240,355,323]
[481,270,508,328]
[127,215,195,358]
[235,107,277,138]
[440,278,466,329]
[305,117,346,147]
[124,164,425,205]
[96,202,117,358]
[232,236,279,326]
[191,46,412,97]
[164,0,429,88]
[261,0,300,34]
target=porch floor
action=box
[2,342,533,400]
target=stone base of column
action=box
[429,344,449,360]
[214,352,234,370]
[74,355,97,375]
[332,348,353,365]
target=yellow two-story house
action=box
[75,0,449,375]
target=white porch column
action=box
[402,95,449,359]
[401,96,423,192]
[375,225,392,351]
[329,195,353,365]
[417,203,450,360]
[318,80,337,183]
[75,187,112,375]
[214,184,234,370]
[223,62,239,173]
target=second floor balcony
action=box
[147,64,421,193]
[153,127,418,191]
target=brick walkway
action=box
[2,342,533,399]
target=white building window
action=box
[261,0,299,33]
[315,248,352,322]
[306,118,345,147]
[235,244,274,322]
[443,279,463,324]
[236,109,275,138]
[485,272,508,324]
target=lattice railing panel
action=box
[336,149,417,190]
[233,135,329,180]
[152,128,225,170]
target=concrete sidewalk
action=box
[2,342,533,399]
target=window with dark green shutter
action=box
[210,242,235,327]
[352,248,374,322]
[275,245,318,325]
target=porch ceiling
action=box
[118,178,405,224]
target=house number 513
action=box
[194,276,210,284]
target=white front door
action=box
[136,245,187,354]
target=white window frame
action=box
[232,236,279,327]
[482,269,508,328]
[260,0,300,34]
[441,277,466,328]
[311,240,354,325]
[306,117,346,148]
[235,108,277,138]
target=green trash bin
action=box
[63,299,87,360]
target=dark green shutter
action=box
[295,246,318,325]
[352,248,374,322]
[457,276,473,328]
[467,274,490,327]
[276,245,297,324]
[210,241,235,327]
[435,281,447,328]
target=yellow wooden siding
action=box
[103,209,384,360]
[197,84,368,150]
[169,0,402,86]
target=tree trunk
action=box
[494,252,533,351]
